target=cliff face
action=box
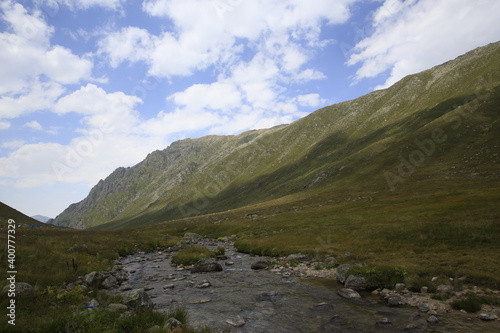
[52,42,500,229]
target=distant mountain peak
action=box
[31,215,52,223]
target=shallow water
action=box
[118,242,500,332]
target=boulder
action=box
[344,275,366,291]
[251,261,269,270]
[190,259,223,273]
[102,275,118,289]
[165,317,183,330]
[2,282,34,298]
[84,271,108,288]
[122,289,154,310]
[427,315,439,323]
[337,288,361,299]
[404,319,427,331]
[479,313,499,321]
[335,264,354,284]
[387,295,404,307]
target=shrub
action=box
[347,265,407,290]
[213,247,225,256]
[451,296,482,313]
[171,247,215,266]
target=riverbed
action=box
[117,240,500,332]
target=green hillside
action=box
[51,41,500,230]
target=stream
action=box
[117,240,500,332]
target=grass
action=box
[136,183,500,290]
[171,246,216,266]
[0,224,183,332]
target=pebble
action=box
[376,317,393,326]
[190,298,211,304]
[226,316,246,327]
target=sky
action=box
[0,0,499,218]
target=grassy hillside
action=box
[81,41,500,230]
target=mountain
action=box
[52,41,500,230]
[0,202,52,227]
[31,215,52,223]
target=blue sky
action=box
[1,0,499,218]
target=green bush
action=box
[451,296,482,313]
[171,246,215,266]
[213,247,225,256]
[347,265,407,290]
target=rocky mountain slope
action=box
[52,41,500,229]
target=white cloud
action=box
[0,1,93,118]
[24,120,43,131]
[41,0,124,11]
[102,0,355,78]
[0,81,64,118]
[54,84,142,134]
[1,139,24,149]
[0,120,11,129]
[348,0,500,88]
[297,93,326,107]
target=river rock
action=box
[387,295,404,307]
[376,317,393,327]
[404,319,427,331]
[102,275,118,289]
[196,280,211,288]
[337,288,361,299]
[2,282,34,298]
[112,270,129,283]
[251,261,270,270]
[285,253,309,261]
[191,259,223,273]
[84,271,107,288]
[344,275,366,291]
[479,313,498,321]
[122,289,154,310]
[166,317,183,329]
[335,264,354,284]
[226,316,246,327]
[417,303,430,313]
[427,315,439,323]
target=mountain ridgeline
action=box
[52,42,500,230]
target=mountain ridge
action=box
[51,41,500,230]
